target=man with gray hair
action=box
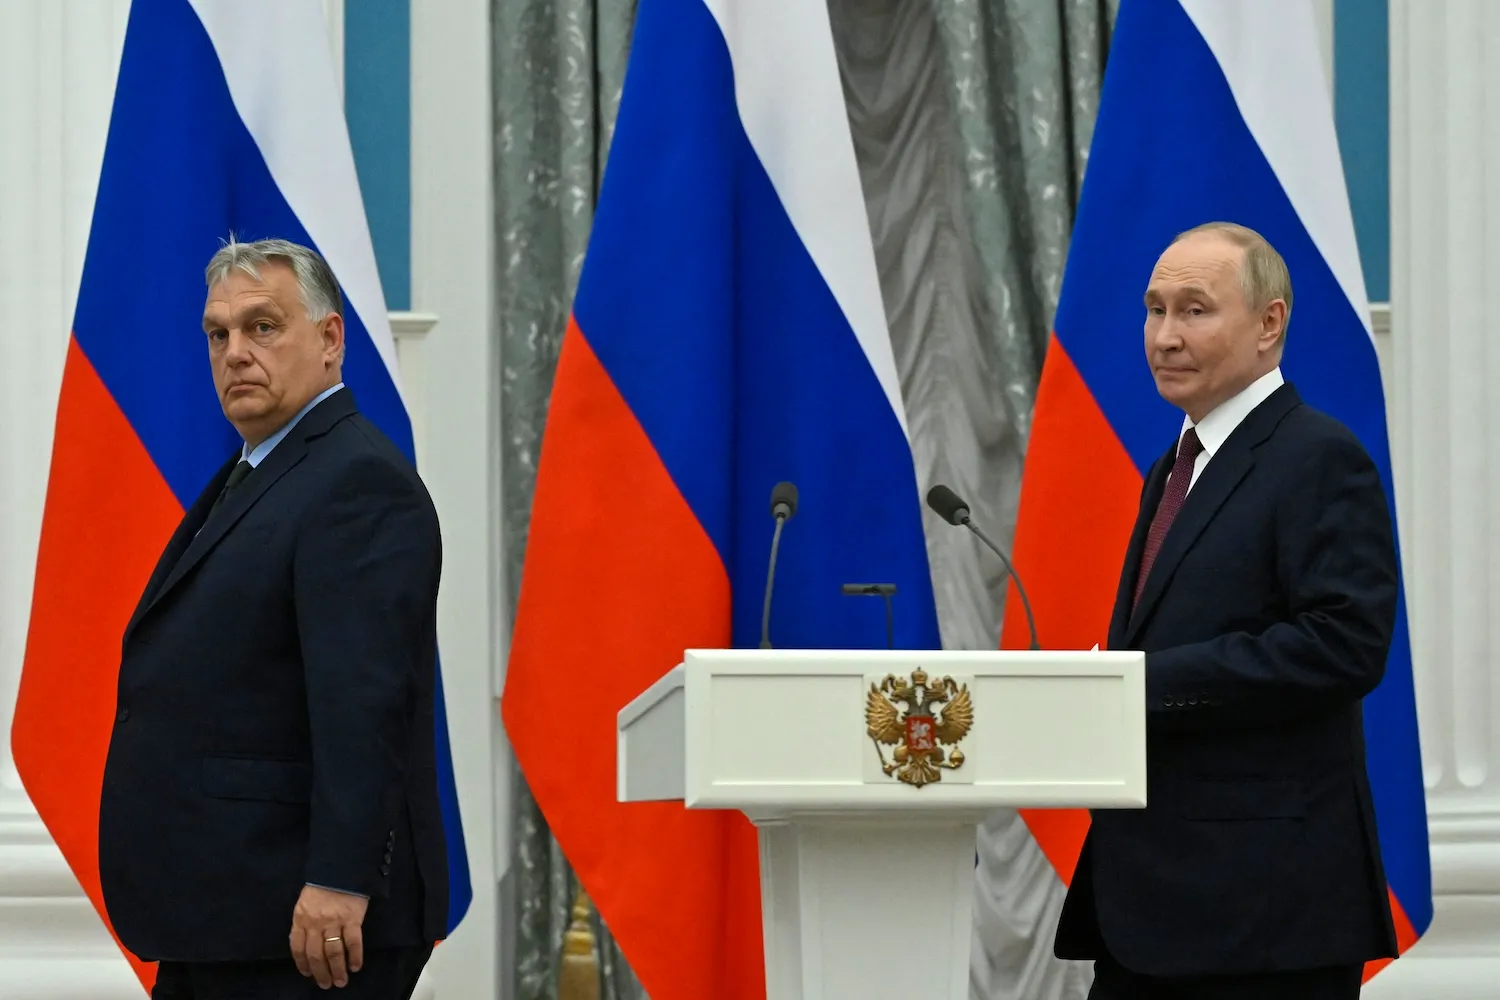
[99,237,448,998]
[1054,223,1400,998]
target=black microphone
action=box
[760,482,799,648]
[926,484,1040,651]
[841,583,897,649]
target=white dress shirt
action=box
[1173,367,1284,492]
[241,381,345,466]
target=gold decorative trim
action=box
[557,885,600,1000]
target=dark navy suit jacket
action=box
[99,388,448,963]
[1054,382,1400,977]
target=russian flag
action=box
[1003,0,1432,982]
[499,0,944,995]
[8,1,471,990]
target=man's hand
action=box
[290,885,369,988]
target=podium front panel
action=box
[676,648,1146,816]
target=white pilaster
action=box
[0,2,141,997]
[410,0,505,997]
[1371,2,1500,995]
[321,0,344,100]
[1311,0,1334,95]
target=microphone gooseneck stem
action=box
[962,516,1041,651]
[760,514,787,649]
[882,592,894,650]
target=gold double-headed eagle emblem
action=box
[865,668,973,787]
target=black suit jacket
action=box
[1054,382,1399,977]
[99,388,449,963]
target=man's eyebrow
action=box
[1144,284,1214,304]
[201,300,285,332]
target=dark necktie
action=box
[209,460,253,516]
[1132,428,1204,608]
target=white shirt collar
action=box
[242,382,345,467]
[1181,367,1284,457]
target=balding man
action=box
[99,238,447,998]
[1054,223,1400,999]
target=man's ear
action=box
[322,313,346,365]
[1259,299,1287,354]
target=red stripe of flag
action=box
[1003,336,1141,881]
[501,321,765,1000]
[11,339,184,991]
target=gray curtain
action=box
[826,3,1114,999]
[494,1,1114,997]
[493,2,642,998]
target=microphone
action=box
[841,583,897,650]
[925,484,1040,651]
[760,482,799,648]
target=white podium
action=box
[617,648,1146,1000]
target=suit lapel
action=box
[123,456,238,643]
[1108,448,1173,649]
[142,434,309,620]
[1124,444,1255,645]
[134,387,360,625]
[1122,382,1303,646]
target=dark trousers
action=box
[1089,952,1363,1000]
[152,945,432,1000]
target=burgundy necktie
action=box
[1132,428,1204,608]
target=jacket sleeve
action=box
[1145,433,1399,734]
[293,453,441,895]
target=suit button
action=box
[1187,696,1198,706]
[1162,695,1173,708]
[116,707,130,722]
[383,851,393,864]
[380,865,391,876]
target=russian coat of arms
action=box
[865,668,973,788]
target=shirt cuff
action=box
[305,882,369,899]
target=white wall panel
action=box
[0,3,140,996]
[409,0,505,997]
[1367,2,1500,995]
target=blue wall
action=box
[1334,0,1390,303]
[344,0,411,312]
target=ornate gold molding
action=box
[557,885,600,1000]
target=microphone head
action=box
[841,583,897,596]
[925,484,970,526]
[770,481,799,520]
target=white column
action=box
[410,0,506,998]
[0,0,127,806]
[1311,0,1334,94]
[0,2,145,997]
[321,0,344,100]
[1373,2,1500,996]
